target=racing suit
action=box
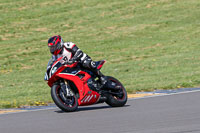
[51,42,106,86]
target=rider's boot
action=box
[93,69,120,90]
[92,69,107,88]
[87,60,120,90]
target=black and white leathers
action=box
[52,42,96,70]
[51,41,107,87]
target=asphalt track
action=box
[0,91,200,133]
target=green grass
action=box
[1,0,200,108]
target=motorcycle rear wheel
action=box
[51,84,78,112]
[105,76,127,107]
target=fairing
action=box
[45,57,105,106]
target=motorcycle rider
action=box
[47,35,107,89]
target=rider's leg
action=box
[82,57,107,86]
[81,57,120,90]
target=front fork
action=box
[59,79,71,97]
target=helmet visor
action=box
[49,45,57,53]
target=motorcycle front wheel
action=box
[51,84,78,112]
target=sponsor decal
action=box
[84,95,91,103]
[81,94,94,103]
[81,95,88,103]
[87,95,93,102]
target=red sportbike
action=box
[45,56,127,112]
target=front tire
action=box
[105,76,127,107]
[51,84,78,112]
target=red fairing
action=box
[79,91,100,106]
[56,71,100,106]
[47,58,100,106]
[47,58,78,87]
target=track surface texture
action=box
[0,91,200,133]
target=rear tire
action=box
[105,76,127,107]
[51,84,78,112]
